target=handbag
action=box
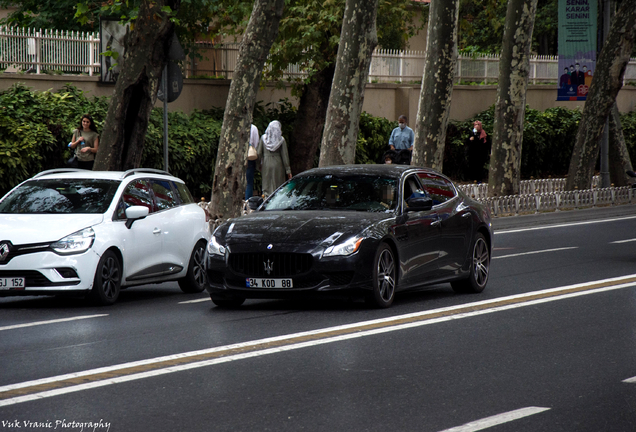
[247,145,258,161]
[66,130,81,167]
[66,152,78,168]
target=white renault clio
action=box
[0,168,210,305]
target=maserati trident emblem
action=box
[264,259,274,276]
[0,242,10,262]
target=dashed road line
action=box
[437,406,551,432]
[0,314,108,332]
[178,297,210,304]
[493,246,578,259]
[495,215,636,234]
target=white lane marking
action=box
[2,274,636,406]
[0,314,108,332]
[622,376,636,383]
[493,247,578,259]
[437,406,551,432]
[495,215,636,234]
[178,298,210,304]
[611,238,636,244]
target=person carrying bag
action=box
[68,114,99,170]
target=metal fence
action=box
[188,44,636,85]
[0,26,100,75]
[456,176,636,216]
[2,25,636,85]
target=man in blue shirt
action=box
[388,115,414,152]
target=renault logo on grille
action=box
[264,259,274,275]
[0,242,10,262]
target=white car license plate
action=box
[0,277,25,290]
[246,278,293,288]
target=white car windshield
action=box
[262,175,399,212]
[0,179,120,214]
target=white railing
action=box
[480,186,635,216]
[456,176,636,216]
[0,26,101,76]
[188,44,636,85]
[2,26,636,85]
[456,176,602,200]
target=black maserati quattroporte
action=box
[205,164,492,308]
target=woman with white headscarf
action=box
[257,120,292,196]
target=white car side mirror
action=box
[125,205,150,229]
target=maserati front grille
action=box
[228,252,313,278]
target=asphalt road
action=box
[2,204,636,432]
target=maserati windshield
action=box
[262,175,399,212]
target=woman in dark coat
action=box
[466,120,490,182]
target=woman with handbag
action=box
[69,114,99,170]
[245,124,259,200]
[258,120,292,197]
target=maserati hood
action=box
[221,210,390,247]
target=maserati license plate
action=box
[246,278,293,288]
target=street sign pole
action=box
[158,35,185,174]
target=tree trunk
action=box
[565,1,636,190]
[411,0,460,171]
[487,0,538,197]
[94,0,180,171]
[318,0,379,167]
[608,103,634,187]
[289,64,335,175]
[209,0,285,221]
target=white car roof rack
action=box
[122,168,171,178]
[32,168,84,178]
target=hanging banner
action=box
[557,0,597,101]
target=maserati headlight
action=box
[51,227,95,255]
[323,236,364,257]
[207,236,226,256]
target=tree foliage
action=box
[263,0,424,89]
[458,0,556,55]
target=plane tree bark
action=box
[608,103,634,187]
[94,0,180,171]
[565,0,636,190]
[208,0,285,221]
[411,0,460,171]
[487,0,538,197]
[288,64,335,174]
[318,0,379,167]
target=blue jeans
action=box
[245,160,256,200]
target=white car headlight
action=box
[323,236,364,257]
[51,227,95,255]
[207,236,226,256]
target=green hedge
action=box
[445,107,636,182]
[444,105,585,181]
[2,83,636,198]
